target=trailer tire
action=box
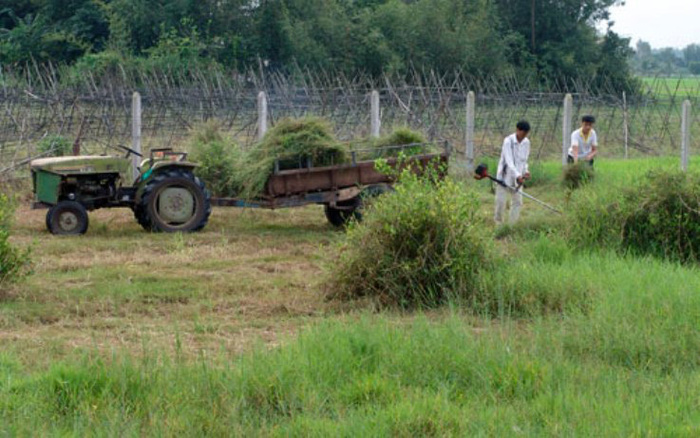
[46,201,89,235]
[324,197,361,227]
[137,169,211,232]
[325,184,394,227]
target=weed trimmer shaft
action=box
[473,163,562,215]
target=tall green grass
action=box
[4,236,700,435]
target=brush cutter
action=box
[474,163,562,215]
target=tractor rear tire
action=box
[137,169,211,232]
[46,201,89,235]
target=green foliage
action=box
[64,51,125,84]
[0,194,31,285]
[0,0,632,88]
[328,172,495,308]
[188,121,243,197]
[563,162,595,190]
[689,61,700,76]
[37,135,71,157]
[567,170,700,263]
[235,117,348,199]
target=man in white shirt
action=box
[495,120,531,225]
[568,115,598,165]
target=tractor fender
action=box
[135,162,199,201]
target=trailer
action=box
[212,143,450,227]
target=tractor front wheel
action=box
[136,169,211,232]
[46,201,89,235]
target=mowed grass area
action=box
[3,156,700,435]
[2,204,342,365]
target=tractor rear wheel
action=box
[46,201,89,235]
[137,169,211,232]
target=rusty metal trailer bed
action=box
[211,143,450,226]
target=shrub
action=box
[0,195,31,285]
[621,171,700,262]
[562,162,594,190]
[188,121,243,197]
[38,135,72,157]
[327,170,494,308]
[567,170,700,263]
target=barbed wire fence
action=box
[1,65,699,182]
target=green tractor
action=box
[30,146,211,235]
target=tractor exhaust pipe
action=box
[474,163,562,215]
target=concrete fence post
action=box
[131,92,142,178]
[257,91,268,141]
[371,90,381,138]
[465,91,475,170]
[623,91,629,159]
[562,93,573,166]
[681,99,691,172]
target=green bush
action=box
[188,121,243,197]
[0,195,31,285]
[37,135,72,157]
[567,170,700,263]
[327,171,494,308]
[563,162,594,190]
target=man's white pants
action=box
[494,184,522,225]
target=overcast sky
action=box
[606,0,700,49]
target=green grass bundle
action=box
[188,121,243,197]
[327,173,494,309]
[368,127,428,158]
[235,117,349,199]
[563,162,594,189]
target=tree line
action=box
[632,41,700,76]
[1,0,635,91]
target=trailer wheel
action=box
[46,201,89,235]
[324,197,361,227]
[325,184,394,228]
[137,169,211,232]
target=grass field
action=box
[640,76,700,99]
[2,157,700,435]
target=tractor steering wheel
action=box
[116,144,143,158]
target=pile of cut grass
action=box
[234,118,349,199]
[563,162,594,189]
[190,121,434,199]
[368,127,428,158]
[189,120,244,197]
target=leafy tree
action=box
[689,61,700,76]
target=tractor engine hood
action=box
[30,156,128,175]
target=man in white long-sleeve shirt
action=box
[494,120,531,225]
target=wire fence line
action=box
[1,67,699,180]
